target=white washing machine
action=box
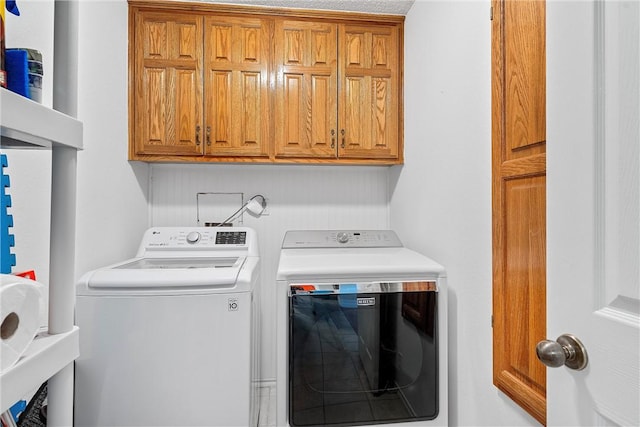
[276,230,447,427]
[74,227,260,427]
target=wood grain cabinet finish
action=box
[130,8,270,160]
[492,0,547,424]
[129,1,404,164]
[274,19,338,158]
[204,16,270,157]
[132,11,203,156]
[339,24,399,160]
[275,20,400,160]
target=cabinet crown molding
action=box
[128,0,405,24]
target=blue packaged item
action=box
[1,154,16,273]
[9,400,27,422]
[337,283,358,308]
[5,48,29,98]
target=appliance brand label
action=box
[357,297,376,307]
[228,298,239,311]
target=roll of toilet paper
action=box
[1,274,43,372]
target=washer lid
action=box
[85,256,246,289]
[114,257,239,270]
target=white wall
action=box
[75,0,149,277]
[393,1,538,426]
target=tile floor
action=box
[258,384,277,427]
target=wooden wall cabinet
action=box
[129,1,404,164]
[131,9,270,160]
[275,20,400,161]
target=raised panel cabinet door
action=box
[274,19,338,158]
[338,24,400,160]
[132,10,204,157]
[492,0,547,423]
[204,16,270,157]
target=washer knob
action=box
[186,231,201,244]
[336,232,349,244]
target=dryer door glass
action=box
[288,282,438,426]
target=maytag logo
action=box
[357,297,376,307]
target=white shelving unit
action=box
[0,88,82,150]
[0,88,82,422]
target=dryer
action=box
[74,227,260,427]
[276,230,447,427]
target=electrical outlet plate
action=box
[196,192,244,226]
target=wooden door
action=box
[204,16,270,157]
[338,24,400,160]
[132,10,203,156]
[274,19,337,158]
[547,1,640,425]
[491,0,547,424]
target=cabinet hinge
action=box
[491,315,494,327]
[490,6,494,21]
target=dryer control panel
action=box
[282,230,403,248]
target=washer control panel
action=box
[282,230,403,248]
[215,231,247,245]
[141,228,248,249]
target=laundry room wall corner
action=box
[392,1,539,426]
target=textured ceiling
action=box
[197,0,415,15]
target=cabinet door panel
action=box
[283,74,302,146]
[504,177,546,384]
[134,11,203,156]
[144,21,168,59]
[343,76,366,148]
[275,19,337,158]
[372,34,393,68]
[344,32,364,68]
[211,71,231,144]
[278,73,335,155]
[211,25,232,62]
[492,1,546,423]
[283,29,304,65]
[339,25,398,159]
[204,17,270,156]
[311,29,332,66]
[373,77,391,147]
[176,69,199,146]
[144,68,167,145]
[311,75,332,149]
[176,22,199,60]
[240,71,261,146]
[505,0,546,155]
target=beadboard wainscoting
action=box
[149,163,391,380]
